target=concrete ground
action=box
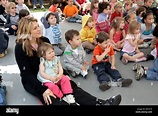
[0,11,158,105]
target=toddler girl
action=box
[109,17,126,51]
[120,20,146,64]
[37,42,77,105]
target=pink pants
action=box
[44,75,73,98]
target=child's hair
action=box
[90,0,99,15]
[136,6,146,16]
[52,0,61,4]
[153,24,158,38]
[95,31,110,43]
[19,9,30,21]
[6,2,16,14]
[111,17,124,29]
[114,1,122,9]
[37,42,54,58]
[128,20,141,34]
[45,12,58,24]
[65,29,79,44]
[98,2,110,14]
[124,11,136,23]
[124,0,133,8]
[142,10,153,23]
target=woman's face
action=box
[30,21,42,39]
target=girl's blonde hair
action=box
[16,17,43,56]
[5,2,16,14]
[128,20,141,34]
[111,17,124,29]
[37,42,54,58]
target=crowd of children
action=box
[1,0,158,105]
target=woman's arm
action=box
[14,44,48,95]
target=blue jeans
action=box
[66,15,82,23]
[92,62,122,83]
[146,58,158,80]
[32,0,43,6]
[0,84,7,105]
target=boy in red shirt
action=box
[92,31,132,91]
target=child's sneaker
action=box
[65,94,77,105]
[81,70,88,78]
[121,57,128,65]
[132,63,140,71]
[117,78,133,87]
[76,20,82,24]
[135,65,145,81]
[99,82,111,91]
[0,53,5,58]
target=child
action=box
[18,9,31,21]
[96,1,111,33]
[132,23,158,81]
[80,15,97,54]
[92,31,132,91]
[124,11,137,34]
[49,0,64,22]
[0,28,9,58]
[37,42,77,105]
[15,0,30,14]
[45,12,65,56]
[0,75,7,105]
[5,2,19,35]
[110,1,123,23]
[89,0,99,23]
[109,0,118,13]
[63,29,89,78]
[120,20,146,65]
[136,6,146,23]
[0,0,8,25]
[63,0,82,23]
[138,11,155,48]
[109,17,126,51]
[123,0,133,17]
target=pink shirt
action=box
[122,33,140,53]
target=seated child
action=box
[0,28,9,58]
[96,1,111,33]
[5,2,19,35]
[44,12,65,56]
[63,0,82,23]
[109,17,126,51]
[120,21,146,65]
[63,29,90,78]
[132,23,158,81]
[80,15,97,54]
[37,42,77,105]
[92,31,132,91]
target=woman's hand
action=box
[43,89,56,105]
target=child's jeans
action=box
[66,15,82,23]
[92,62,122,83]
[0,84,7,105]
[146,58,158,80]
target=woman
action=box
[14,17,122,106]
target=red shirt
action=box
[110,11,122,23]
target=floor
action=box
[0,11,158,105]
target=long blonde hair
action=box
[16,17,43,56]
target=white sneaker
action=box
[41,5,45,9]
[81,70,88,78]
[76,20,82,23]
[33,5,37,9]
[66,94,76,104]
